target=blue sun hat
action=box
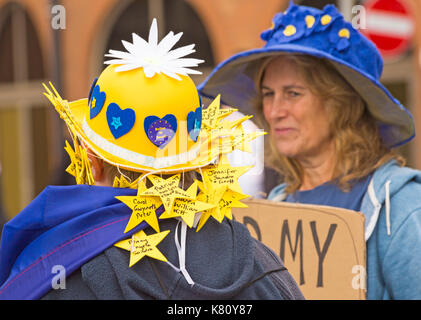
[198,3,415,148]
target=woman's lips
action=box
[274,128,295,136]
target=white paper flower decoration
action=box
[104,18,204,81]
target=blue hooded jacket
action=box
[268,160,421,299]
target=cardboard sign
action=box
[232,199,366,300]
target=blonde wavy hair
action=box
[253,54,404,194]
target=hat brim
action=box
[66,98,218,174]
[198,44,415,148]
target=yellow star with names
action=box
[159,181,216,227]
[114,230,170,267]
[222,128,266,154]
[139,174,195,213]
[200,155,252,194]
[218,106,238,119]
[202,95,241,130]
[196,185,249,231]
[116,179,162,233]
[218,188,249,220]
[201,95,223,129]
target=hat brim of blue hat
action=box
[198,44,415,148]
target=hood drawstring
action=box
[174,219,195,286]
[385,180,391,236]
[165,214,202,286]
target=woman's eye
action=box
[287,91,301,98]
[262,91,273,98]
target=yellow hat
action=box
[70,65,203,172]
[46,19,211,174]
[44,19,263,176]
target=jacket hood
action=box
[72,217,283,300]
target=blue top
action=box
[285,175,372,212]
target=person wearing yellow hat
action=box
[0,19,304,301]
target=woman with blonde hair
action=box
[199,3,421,299]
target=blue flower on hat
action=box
[302,12,320,36]
[314,4,341,32]
[261,4,343,46]
[261,4,306,44]
[328,19,354,53]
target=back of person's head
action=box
[44,18,262,267]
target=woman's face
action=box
[261,56,334,162]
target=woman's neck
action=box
[297,147,336,191]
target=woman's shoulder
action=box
[372,161,421,196]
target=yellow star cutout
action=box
[113,174,144,189]
[202,95,243,130]
[218,188,249,220]
[64,140,79,178]
[196,186,249,231]
[64,139,94,185]
[139,174,195,213]
[224,129,266,154]
[215,114,253,132]
[202,95,222,129]
[201,155,252,194]
[116,179,162,233]
[159,181,216,227]
[114,230,170,267]
[218,106,238,119]
[196,185,227,231]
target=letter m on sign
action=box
[280,220,304,285]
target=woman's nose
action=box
[269,96,289,119]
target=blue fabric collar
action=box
[0,185,163,300]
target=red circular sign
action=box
[362,0,415,60]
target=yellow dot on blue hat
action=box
[305,15,315,28]
[339,28,350,39]
[321,14,332,25]
[283,25,296,36]
[270,21,275,30]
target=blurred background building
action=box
[0,0,420,221]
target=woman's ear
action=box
[87,151,104,182]
[81,141,104,183]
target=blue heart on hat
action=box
[106,103,136,139]
[144,115,177,149]
[187,106,202,142]
[90,84,106,119]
